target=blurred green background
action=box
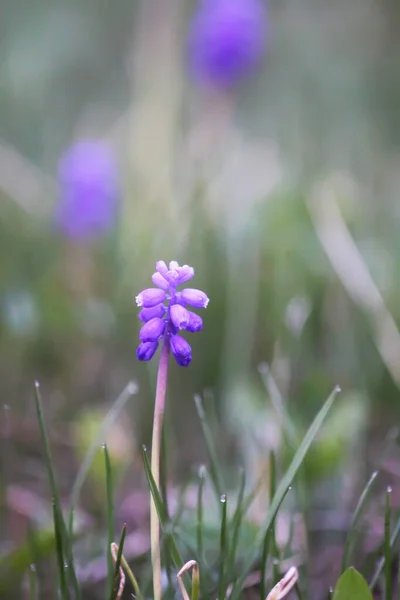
[1,0,400,597]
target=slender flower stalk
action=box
[150,338,170,600]
[135,261,209,600]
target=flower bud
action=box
[186,311,203,332]
[138,304,166,323]
[136,288,166,308]
[152,272,170,290]
[180,288,209,308]
[136,341,159,361]
[170,335,192,367]
[170,304,190,329]
[139,317,165,342]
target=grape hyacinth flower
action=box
[135,261,209,600]
[54,139,119,239]
[188,0,267,88]
[136,260,209,367]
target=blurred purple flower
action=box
[54,140,119,239]
[188,0,267,88]
[135,261,209,367]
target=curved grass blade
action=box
[68,382,137,535]
[103,443,114,599]
[341,470,379,572]
[194,395,223,499]
[34,382,81,600]
[218,494,228,600]
[230,386,341,600]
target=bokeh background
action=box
[2,0,400,598]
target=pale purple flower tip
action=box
[138,304,166,323]
[186,311,203,332]
[188,0,267,88]
[180,288,210,308]
[54,139,119,239]
[136,288,167,308]
[137,341,159,361]
[170,335,192,367]
[170,304,190,330]
[152,272,170,291]
[139,317,165,342]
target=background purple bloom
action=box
[54,139,119,239]
[188,0,267,88]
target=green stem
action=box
[150,338,170,600]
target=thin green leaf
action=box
[34,382,82,600]
[295,581,304,600]
[227,467,246,574]
[141,445,184,570]
[194,395,223,499]
[333,567,372,600]
[218,494,228,600]
[384,487,392,600]
[230,385,341,600]
[110,525,126,600]
[370,513,400,589]
[341,470,379,572]
[52,500,69,600]
[29,564,37,600]
[119,553,145,600]
[103,443,114,599]
[196,466,206,562]
[261,452,278,600]
[68,382,137,535]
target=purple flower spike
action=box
[54,139,119,239]
[138,305,166,323]
[135,261,208,366]
[136,288,167,308]
[170,335,192,367]
[188,0,267,89]
[137,341,159,361]
[186,311,203,332]
[180,288,210,308]
[139,317,165,342]
[170,304,190,330]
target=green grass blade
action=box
[34,382,82,600]
[141,445,184,570]
[384,487,392,600]
[119,554,145,600]
[196,466,206,562]
[110,525,126,600]
[52,500,69,600]
[194,395,223,499]
[68,382,137,535]
[29,564,37,600]
[218,494,228,600]
[341,470,379,572]
[295,581,304,600]
[260,452,278,600]
[230,385,341,600]
[370,513,400,589]
[227,467,246,574]
[103,443,114,599]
